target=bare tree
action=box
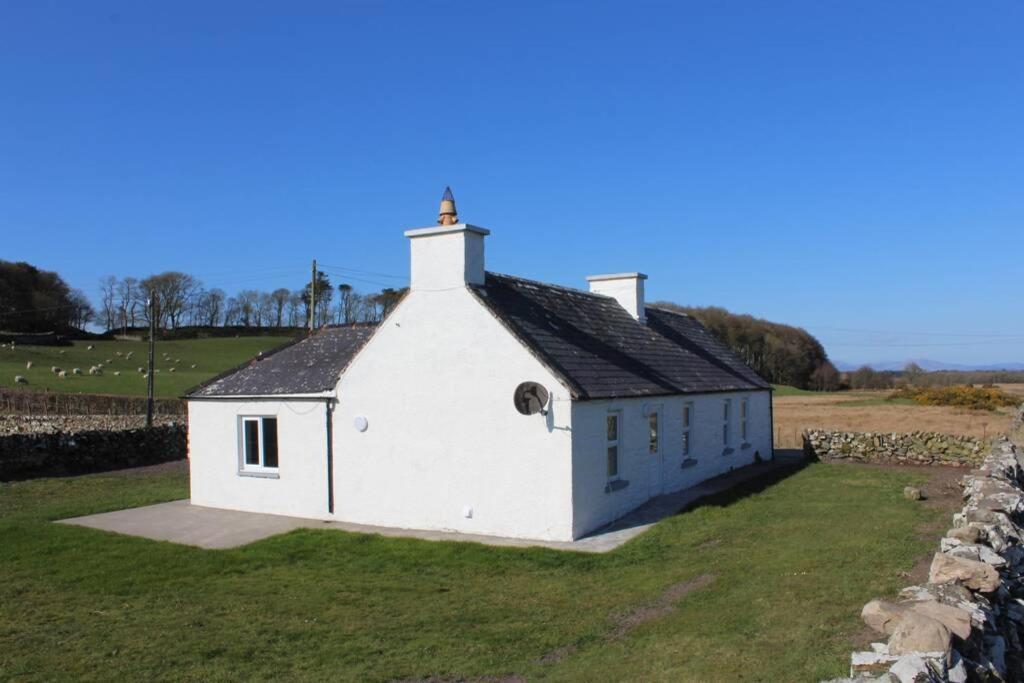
[141,272,201,329]
[195,288,226,326]
[271,288,290,327]
[337,283,357,323]
[236,290,258,327]
[117,277,140,331]
[224,297,241,326]
[255,292,274,328]
[68,289,95,329]
[286,291,303,326]
[98,276,118,331]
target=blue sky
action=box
[2,1,1022,365]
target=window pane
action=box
[649,413,658,453]
[607,446,618,477]
[723,423,729,445]
[742,421,748,440]
[262,418,279,468]
[683,405,691,428]
[244,420,260,465]
[741,400,747,419]
[606,415,617,441]
[682,431,690,456]
[723,401,730,420]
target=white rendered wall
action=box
[570,389,772,538]
[332,286,575,541]
[187,398,332,519]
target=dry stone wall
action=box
[826,438,1024,682]
[0,421,186,480]
[804,430,986,468]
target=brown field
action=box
[772,387,1021,448]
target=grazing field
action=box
[0,459,952,681]
[772,388,1019,448]
[0,337,295,398]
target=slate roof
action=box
[186,325,377,398]
[470,273,770,400]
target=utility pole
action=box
[145,295,156,428]
[309,259,317,333]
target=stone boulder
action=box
[929,553,1001,593]
[887,612,952,656]
[862,599,972,640]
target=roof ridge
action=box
[484,271,615,302]
[644,304,692,319]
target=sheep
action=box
[113,371,121,376]
[86,344,94,351]
[58,350,65,355]
[137,367,145,373]
[105,358,113,364]
[58,370,67,378]
[14,375,27,385]
[115,351,123,356]
[25,361,33,370]
[51,366,61,374]
[168,367,176,373]
[174,358,181,364]
[88,366,103,376]
[125,351,133,358]
[72,368,82,375]
[190,364,197,369]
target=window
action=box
[648,412,659,454]
[241,417,279,472]
[682,402,693,456]
[606,413,620,478]
[722,400,732,446]
[740,398,749,442]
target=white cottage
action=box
[186,194,773,542]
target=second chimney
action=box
[586,272,647,322]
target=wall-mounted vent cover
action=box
[513,382,549,416]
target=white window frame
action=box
[606,412,621,479]
[648,410,660,455]
[239,415,280,475]
[722,399,732,447]
[682,402,693,456]
[740,397,749,442]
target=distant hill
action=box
[834,359,1024,372]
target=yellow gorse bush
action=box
[889,385,1022,411]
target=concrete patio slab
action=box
[58,452,805,553]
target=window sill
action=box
[680,458,698,469]
[721,447,735,456]
[604,479,629,493]
[238,470,280,479]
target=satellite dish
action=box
[513,381,549,416]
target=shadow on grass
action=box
[584,450,810,542]
[676,449,810,515]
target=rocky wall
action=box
[0,422,186,480]
[804,430,986,468]
[827,438,1024,682]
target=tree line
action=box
[0,261,95,332]
[0,259,406,335]
[653,302,841,391]
[97,271,406,333]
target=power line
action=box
[316,263,407,281]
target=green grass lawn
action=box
[771,384,825,396]
[0,462,944,681]
[0,337,295,398]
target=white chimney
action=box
[587,272,647,322]
[404,224,489,291]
